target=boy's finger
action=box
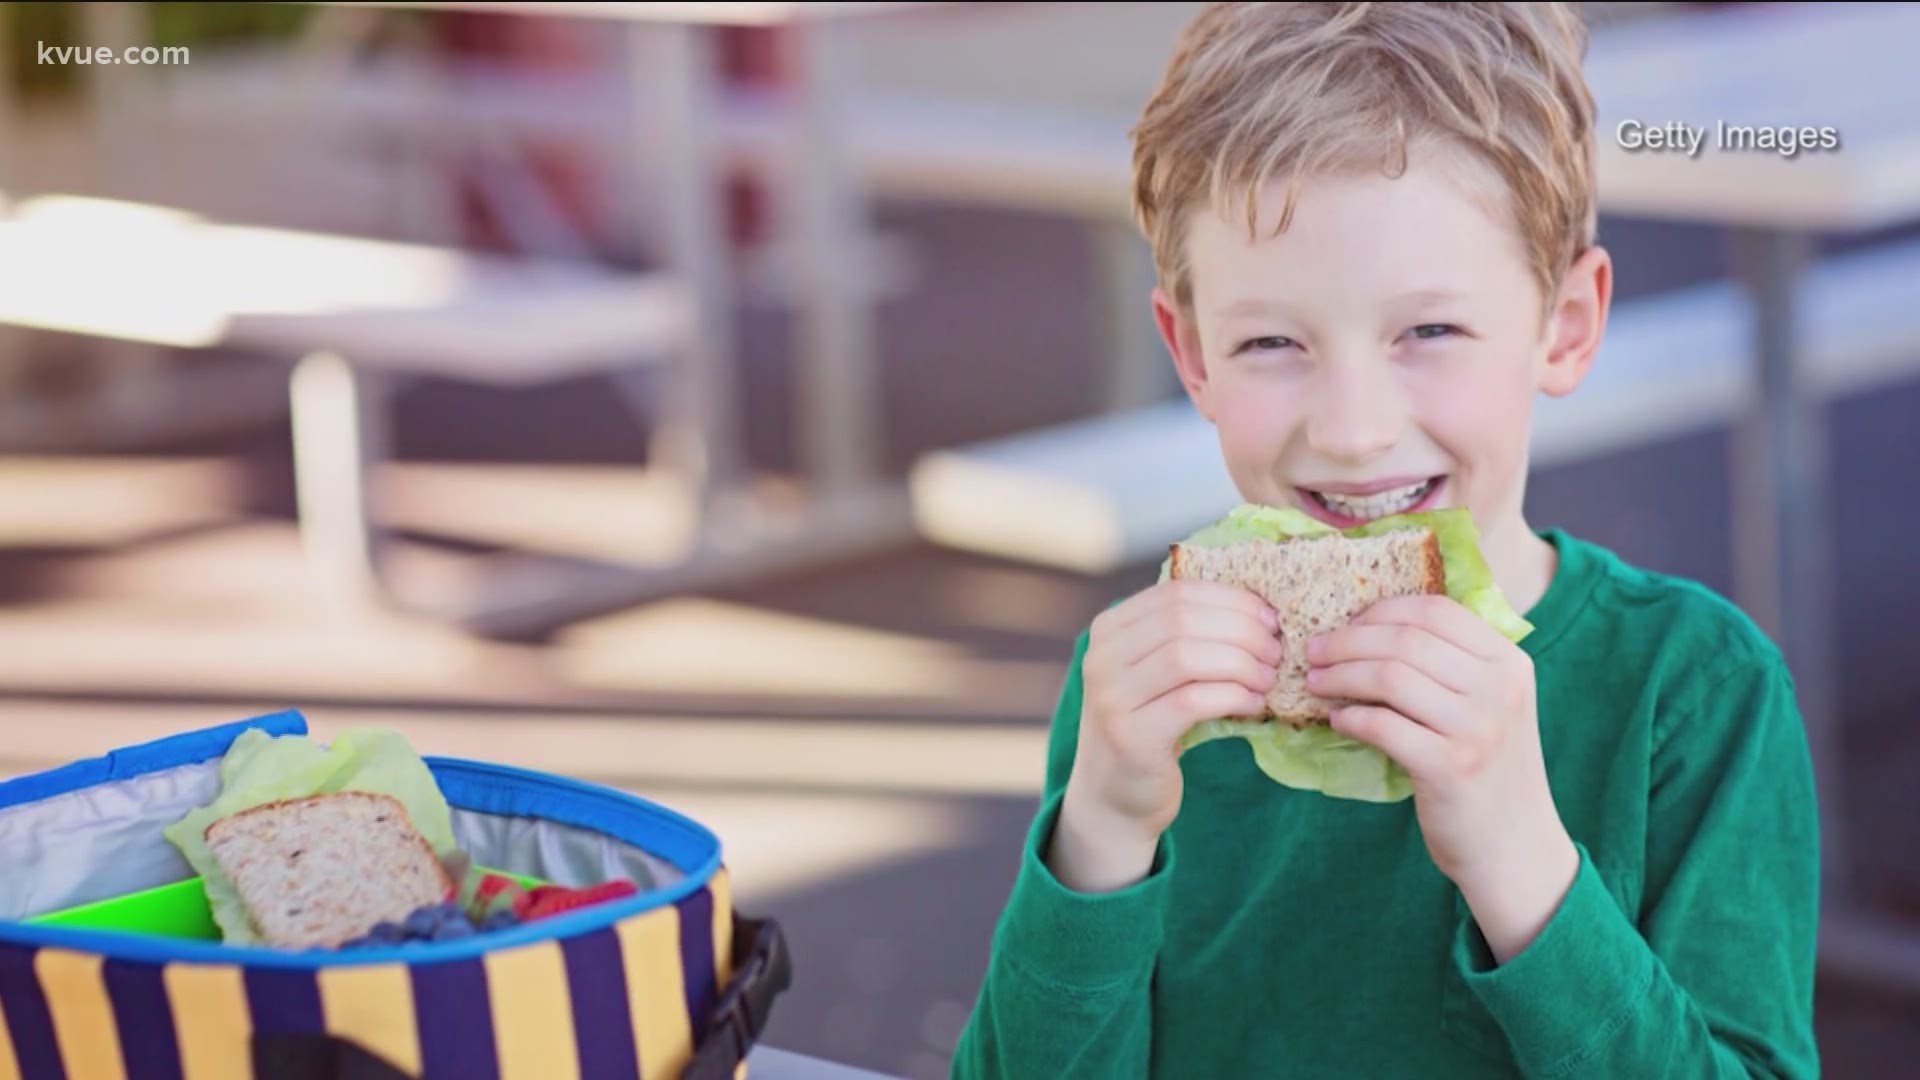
[1308,623,1477,694]
[1354,595,1503,658]
[1136,680,1271,743]
[1307,659,1468,737]
[1103,601,1284,669]
[1129,638,1279,705]
[1329,704,1445,778]
[1113,579,1279,634]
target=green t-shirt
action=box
[952,529,1820,1079]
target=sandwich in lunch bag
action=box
[0,711,791,1080]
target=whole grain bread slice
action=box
[1168,528,1445,727]
[204,790,452,950]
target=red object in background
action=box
[438,9,599,69]
[408,10,797,258]
[418,9,609,254]
[720,25,789,87]
[719,24,794,253]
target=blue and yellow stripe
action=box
[0,871,736,1080]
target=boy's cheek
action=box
[1211,397,1302,464]
[1418,371,1534,450]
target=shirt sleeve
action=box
[950,630,1175,1080]
[1452,647,1821,1079]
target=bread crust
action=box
[1418,529,1445,595]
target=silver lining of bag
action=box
[0,764,682,923]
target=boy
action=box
[951,3,1821,1078]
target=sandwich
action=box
[1168,526,1445,727]
[203,790,454,950]
[1162,504,1532,802]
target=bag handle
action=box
[251,1031,415,1080]
[249,914,792,1080]
[681,915,794,1080]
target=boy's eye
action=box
[1232,335,1297,355]
[1408,324,1462,341]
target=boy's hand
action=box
[1306,596,1579,964]
[1052,581,1281,895]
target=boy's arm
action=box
[1454,647,1821,1079]
[950,630,1173,1080]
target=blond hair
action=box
[1131,1,1598,312]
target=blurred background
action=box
[1,2,1917,1077]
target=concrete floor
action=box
[2,201,1918,1078]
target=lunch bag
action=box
[0,710,791,1080]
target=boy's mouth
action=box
[1298,475,1445,525]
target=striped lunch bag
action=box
[0,711,790,1080]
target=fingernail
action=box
[1306,666,1324,689]
[1261,606,1279,630]
[1306,634,1325,662]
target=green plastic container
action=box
[24,867,546,942]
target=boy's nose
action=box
[1305,362,1405,463]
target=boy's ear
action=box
[1153,286,1215,420]
[1538,244,1613,398]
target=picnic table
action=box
[299,0,970,635]
[318,0,950,503]
[0,2,964,636]
[0,194,700,631]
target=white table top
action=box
[0,195,687,381]
[325,1,949,26]
[1587,1,1920,231]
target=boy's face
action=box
[1154,148,1608,546]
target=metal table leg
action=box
[290,350,391,607]
[635,21,747,529]
[1731,228,1846,894]
[788,16,883,501]
[1734,228,1920,993]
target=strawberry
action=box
[513,884,567,921]
[523,880,639,921]
[452,872,527,923]
[475,874,519,905]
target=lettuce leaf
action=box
[162,726,458,945]
[1162,504,1534,803]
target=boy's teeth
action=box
[1311,479,1434,520]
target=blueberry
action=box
[342,922,401,950]
[482,911,519,932]
[357,914,405,941]
[432,917,475,941]
[402,907,439,938]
